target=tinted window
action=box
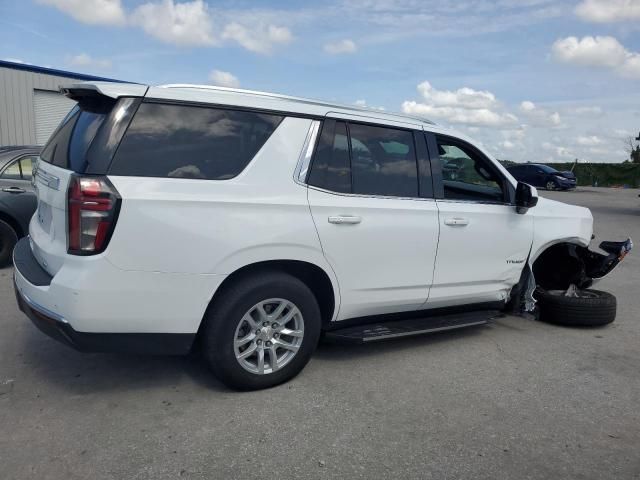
[437,137,504,203]
[538,164,558,174]
[40,103,110,171]
[349,123,418,197]
[307,120,350,193]
[110,103,283,180]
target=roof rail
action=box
[157,83,435,125]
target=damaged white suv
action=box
[13,82,632,390]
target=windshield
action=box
[538,164,560,174]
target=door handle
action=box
[2,187,26,194]
[444,217,469,226]
[328,215,362,225]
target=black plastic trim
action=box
[14,280,194,355]
[414,131,435,199]
[323,301,505,331]
[12,237,52,287]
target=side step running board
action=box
[324,310,500,344]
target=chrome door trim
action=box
[293,120,321,185]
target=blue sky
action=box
[1,0,639,163]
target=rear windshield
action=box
[108,102,283,180]
[40,97,114,172]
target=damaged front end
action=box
[533,238,633,290]
[508,238,632,315]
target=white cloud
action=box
[551,36,640,79]
[402,81,516,127]
[131,0,216,47]
[566,106,603,116]
[417,81,497,109]
[517,100,561,127]
[38,0,125,26]
[353,99,385,110]
[68,53,112,69]
[577,135,603,146]
[222,23,292,54]
[575,0,640,23]
[402,101,517,127]
[324,39,357,54]
[520,100,536,112]
[209,69,240,88]
[499,140,516,150]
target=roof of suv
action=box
[63,81,436,130]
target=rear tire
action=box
[535,287,616,327]
[201,271,321,390]
[0,219,19,267]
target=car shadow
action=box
[18,327,231,394]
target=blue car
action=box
[507,163,577,191]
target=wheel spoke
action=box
[257,348,265,374]
[278,307,298,326]
[235,332,255,348]
[237,343,257,360]
[280,327,303,338]
[243,313,259,330]
[275,338,299,352]
[270,301,288,321]
[269,346,279,372]
[256,304,269,322]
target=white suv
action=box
[13,82,631,390]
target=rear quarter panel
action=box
[106,116,334,277]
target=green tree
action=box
[633,145,640,164]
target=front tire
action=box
[0,219,19,267]
[545,180,556,191]
[201,271,321,390]
[535,287,616,327]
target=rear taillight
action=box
[67,175,120,255]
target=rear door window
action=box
[307,120,351,193]
[307,120,421,198]
[109,102,283,180]
[349,123,418,197]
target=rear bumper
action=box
[12,237,196,355]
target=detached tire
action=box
[535,288,616,327]
[0,219,19,267]
[201,271,321,391]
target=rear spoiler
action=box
[60,81,149,101]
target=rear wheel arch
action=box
[201,260,338,332]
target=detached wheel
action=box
[535,287,616,327]
[0,219,19,267]
[202,271,321,390]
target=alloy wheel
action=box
[233,298,305,375]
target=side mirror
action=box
[515,182,538,214]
